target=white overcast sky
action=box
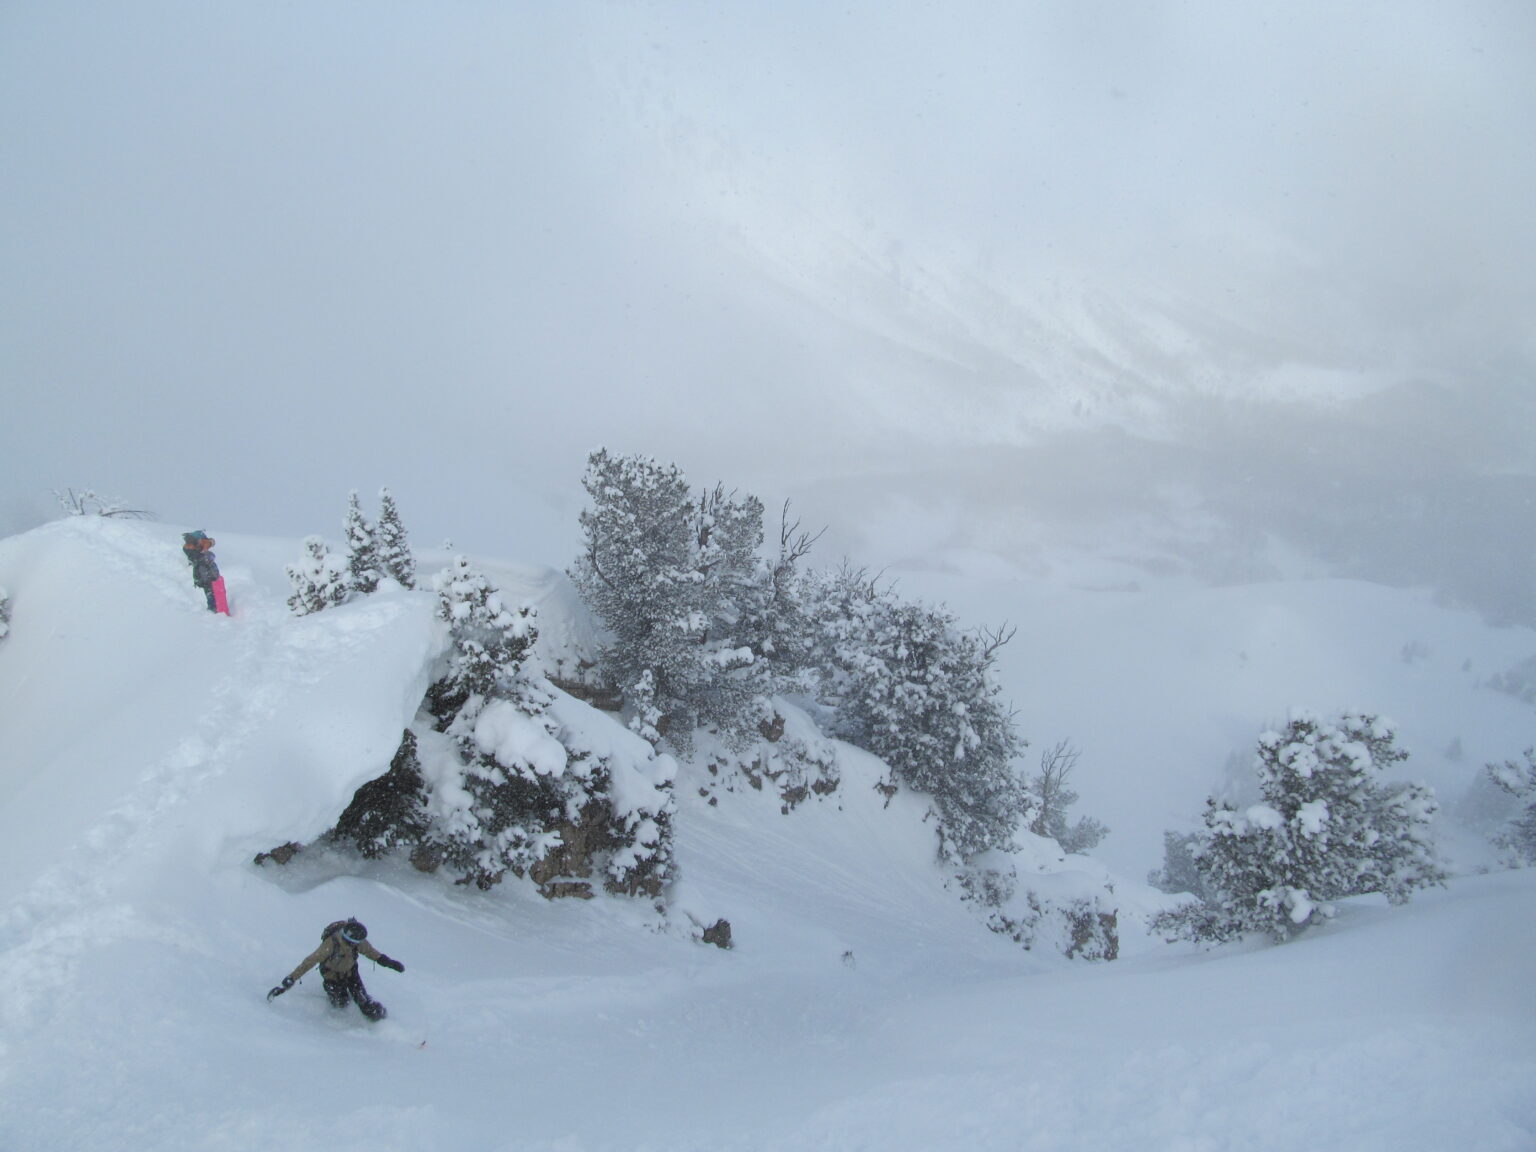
[3,0,1533,579]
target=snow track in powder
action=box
[0,522,287,1024]
[0,519,442,1037]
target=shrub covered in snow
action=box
[1027,739,1109,855]
[0,584,9,643]
[285,536,349,616]
[52,487,152,519]
[959,853,1119,961]
[1152,711,1447,944]
[694,701,842,813]
[1486,748,1536,864]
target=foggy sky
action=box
[3,0,1533,616]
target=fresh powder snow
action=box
[0,517,1533,1151]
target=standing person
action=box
[267,918,405,1021]
[181,530,226,613]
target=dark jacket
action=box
[184,543,220,588]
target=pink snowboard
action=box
[212,576,230,616]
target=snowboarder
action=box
[266,918,405,1021]
[181,530,227,614]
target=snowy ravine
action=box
[0,517,1533,1151]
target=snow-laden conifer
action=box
[570,450,773,752]
[427,554,541,732]
[689,481,773,739]
[424,554,675,894]
[1148,830,1210,899]
[734,502,820,688]
[0,584,10,643]
[376,487,416,589]
[806,568,1030,860]
[1486,748,1536,863]
[343,490,381,595]
[571,450,697,742]
[1153,711,1447,943]
[284,536,349,616]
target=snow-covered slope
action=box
[1,518,1533,1151]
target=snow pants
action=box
[323,969,387,1021]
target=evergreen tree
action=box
[1487,748,1536,863]
[1148,829,1210,898]
[426,554,541,732]
[809,569,1030,860]
[569,450,769,752]
[1152,711,1447,944]
[689,482,773,739]
[0,584,10,643]
[570,450,696,743]
[423,554,675,894]
[734,502,820,688]
[424,555,563,886]
[344,490,381,595]
[376,487,416,589]
[285,536,349,616]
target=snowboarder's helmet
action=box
[341,919,368,944]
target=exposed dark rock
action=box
[253,842,303,867]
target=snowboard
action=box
[212,576,230,615]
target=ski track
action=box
[0,522,302,1034]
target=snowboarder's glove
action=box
[379,955,404,973]
[266,976,295,1001]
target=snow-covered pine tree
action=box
[424,554,567,886]
[569,450,768,753]
[1152,711,1447,944]
[733,501,820,690]
[285,536,349,616]
[1148,829,1210,899]
[343,490,381,595]
[0,584,10,643]
[375,487,416,589]
[423,554,675,895]
[812,570,1030,860]
[571,450,698,747]
[426,554,541,733]
[801,562,885,703]
[690,482,772,740]
[1487,748,1536,863]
